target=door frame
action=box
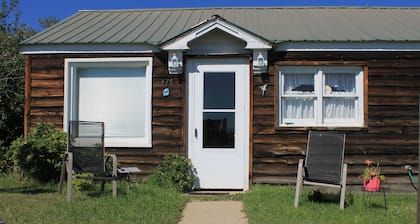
[186,57,250,190]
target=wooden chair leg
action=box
[66,152,73,202]
[294,159,304,208]
[109,154,118,198]
[339,163,348,210]
[58,156,66,193]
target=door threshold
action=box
[188,189,245,195]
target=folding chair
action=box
[60,121,118,202]
[294,131,347,209]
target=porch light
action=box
[170,53,178,68]
[168,51,183,74]
[253,50,267,73]
[257,52,265,66]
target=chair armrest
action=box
[105,154,118,178]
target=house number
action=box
[161,79,174,86]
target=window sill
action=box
[275,126,368,132]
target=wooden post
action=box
[24,56,32,139]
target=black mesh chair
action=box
[64,121,117,202]
[294,131,347,209]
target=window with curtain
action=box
[278,66,364,127]
[65,58,153,147]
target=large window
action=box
[65,58,153,147]
[278,66,364,127]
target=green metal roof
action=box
[21,7,420,46]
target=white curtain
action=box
[283,73,314,94]
[324,98,355,119]
[283,98,314,119]
[325,73,355,94]
[78,67,146,138]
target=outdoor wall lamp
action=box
[168,51,183,74]
[253,50,268,74]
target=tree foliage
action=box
[0,0,34,172]
[38,16,60,30]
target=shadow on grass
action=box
[0,186,56,194]
[308,190,354,207]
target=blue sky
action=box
[20,0,420,31]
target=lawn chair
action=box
[294,131,347,209]
[62,121,118,202]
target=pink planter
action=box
[363,177,381,192]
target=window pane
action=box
[204,73,235,109]
[78,67,146,138]
[283,98,314,119]
[203,112,234,148]
[284,73,314,94]
[325,73,356,94]
[323,98,355,119]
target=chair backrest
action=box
[68,121,105,173]
[304,131,346,184]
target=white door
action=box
[187,58,250,190]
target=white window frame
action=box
[278,66,364,127]
[64,57,153,147]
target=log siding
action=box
[25,53,183,179]
[24,51,419,190]
[253,52,420,191]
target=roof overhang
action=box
[20,43,160,55]
[276,41,420,52]
[161,16,272,51]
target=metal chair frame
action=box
[294,131,347,209]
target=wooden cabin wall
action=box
[25,53,184,180]
[253,52,420,192]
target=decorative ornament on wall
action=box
[259,84,268,96]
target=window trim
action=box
[64,57,153,147]
[277,64,365,128]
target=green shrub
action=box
[72,173,96,191]
[148,154,196,193]
[10,121,66,183]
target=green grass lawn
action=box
[0,174,187,224]
[0,175,417,224]
[244,184,416,224]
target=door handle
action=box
[194,128,198,139]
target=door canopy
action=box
[161,15,272,74]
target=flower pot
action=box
[363,176,381,192]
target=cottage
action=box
[20,7,420,191]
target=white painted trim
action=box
[276,41,420,52]
[20,44,160,54]
[278,66,364,127]
[187,58,250,190]
[64,57,153,148]
[162,18,271,50]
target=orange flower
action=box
[364,160,373,166]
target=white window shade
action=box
[78,68,146,138]
[65,57,153,148]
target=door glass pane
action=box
[203,112,234,148]
[204,73,235,109]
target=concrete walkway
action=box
[178,200,248,224]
